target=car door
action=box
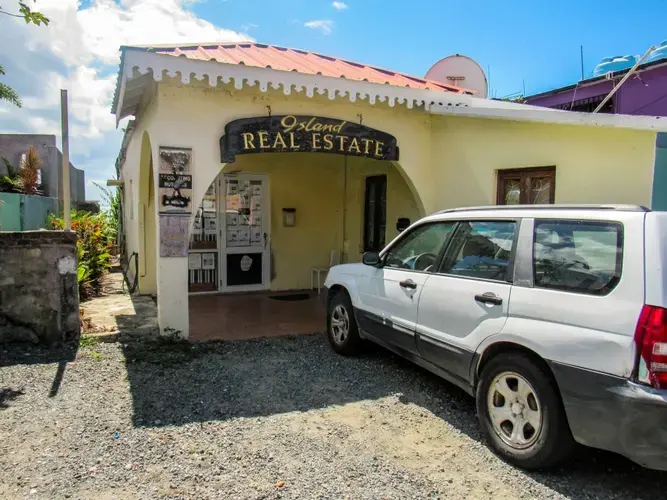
[416,220,518,384]
[357,222,455,354]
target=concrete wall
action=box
[119,87,159,295]
[0,231,79,344]
[0,193,21,231]
[55,149,86,204]
[430,115,656,209]
[0,134,85,203]
[0,134,55,181]
[0,192,58,231]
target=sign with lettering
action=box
[220,115,399,163]
[159,147,193,214]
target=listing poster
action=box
[205,217,217,235]
[159,214,190,257]
[159,147,193,214]
[188,253,202,270]
[202,253,216,270]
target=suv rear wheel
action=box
[327,291,363,356]
[476,352,575,469]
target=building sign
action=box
[220,115,399,163]
[159,147,193,214]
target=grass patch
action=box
[79,334,100,348]
[90,349,103,361]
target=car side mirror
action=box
[362,251,381,267]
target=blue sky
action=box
[1,0,666,203]
[191,0,667,97]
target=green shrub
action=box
[93,182,120,238]
[49,210,115,300]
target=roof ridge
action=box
[120,42,473,94]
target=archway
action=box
[138,131,157,295]
[175,114,429,340]
[186,152,423,341]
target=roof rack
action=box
[434,204,650,215]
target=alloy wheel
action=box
[330,305,350,344]
[487,371,543,449]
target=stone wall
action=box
[0,231,80,344]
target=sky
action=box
[1,0,666,203]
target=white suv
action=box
[322,205,667,471]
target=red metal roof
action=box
[143,42,473,94]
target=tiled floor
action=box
[189,291,325,342]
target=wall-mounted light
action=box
[282,208,296,227]
[396,217,411,232]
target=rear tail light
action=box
[634,305,667,389]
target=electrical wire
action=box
[627,89,667,115]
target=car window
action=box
[439,221,517,281]
[383,222,455,272]
[533,220,623,296]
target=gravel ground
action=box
[1,334,666,499]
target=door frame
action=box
[218,172,271,293]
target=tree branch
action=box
[0,82,22,108]
[0,9,25,19]
[0,3,50,25]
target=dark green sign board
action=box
[220,115,399,163]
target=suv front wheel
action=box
[476,352,575,469]
[326,291,363,356]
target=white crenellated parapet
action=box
[114,50,473,121]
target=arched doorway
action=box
[186,162,422,341]
[138,131,157,295]
[179,114,427,340]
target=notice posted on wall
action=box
[159,146,193,215]
[159,214,190,257]
[202,253,216,270]
[188,253,202,270]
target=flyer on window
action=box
[205,217,217,235]
[188,253,202,270]
[202,253,216,270]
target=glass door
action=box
[188,183,219,293]
[220,174,270,292]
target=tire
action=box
[326,291,364,356]
[476,352,575,470]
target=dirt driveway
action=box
[1,334,665,499]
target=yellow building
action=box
[111,43,667,339]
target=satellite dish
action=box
[425,54,488,98]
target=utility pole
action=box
[580,45,585,80]
[60,89,71,230]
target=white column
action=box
[156,255,189,338]
[153,146,190,339]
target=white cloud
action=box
[332,2,348,10]
[304,20,334,35]
[0,0,249,201]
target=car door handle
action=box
[399,279,418,290]
[474,293,503,306]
